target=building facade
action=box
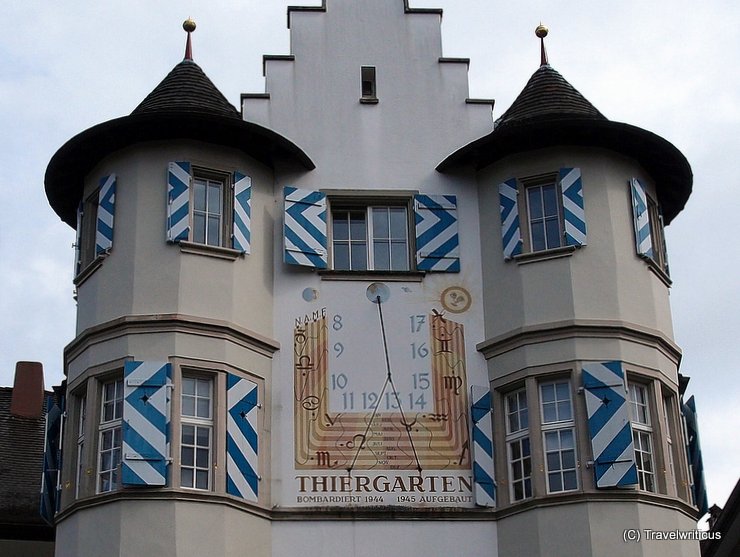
[44,1,701,556]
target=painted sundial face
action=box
[293,281,473,486]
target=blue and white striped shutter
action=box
[232,171,252,253]
[226,373,259,502]
[283,186,327,269]
[559,167,586,246]
[630,178,653,259]
[498,178,522,259]
[96,174,117,255]
[470,386,496,507]
[582,361,638,488]
[74,202,83,276]
[167,162,191,242]
[414,194,460,272]
[122,361,171,486]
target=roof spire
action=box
[183,18,196,61]
[535,23,549,66]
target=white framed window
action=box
[505,388,531,501]
[628,382,655,492]
[191,169,232,248]
[525,180,564,252]
[180,376,213,490]
[76,394,86,499]
[98,379,123,493]
[330,203,410,271]
[540,381,577,493]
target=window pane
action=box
[207,215,220,246]
[183,378,196,396]
[528,188,543,219]
[562,449,575,469]
[549,473,562,492]
[333,213,349,241]
[349,212,366,241]
[182,395,195,417]
[563,470,577,490]
[391,241,408,271]
[555,382,569,400]
[334,243,350,270]
[389,208,406,239]
[197,398,210,419]
[207,183,221,215]
[560,429,574,448]
[196,448,209,468]
[531,222,545,251]
[510,441,521,460]
[513,482,523,501]
[545,217,561,248]
[546,452,560,471]
[508,413,519,434]
[181,446,194,466]
[544,431,558,452]
[543,185,558,217]
[543,403,557,424]
[558,401,572,421]
[194,180,206,212]
[520,407,529,430]
[198,379,211,398]
[351,243,367,271]
[541,384,555,403]
[196,470,209,490]
[181,468,193,488]
[101,451,112,471]
[193,213,206,244]
[182,425,195,445]
[522,437,530,456]
[374,241,390,270]
[372,207,389,238]
[196,427,210,447]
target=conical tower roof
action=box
[495,64,605,128]
[131,60,240,119]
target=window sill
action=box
[174,241,244,261]
[642,256,673,287]
[73,254,106,287]
[359,97,379,104]
[319,270,424,282]
[513,245,578,266]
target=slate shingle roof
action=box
[132,60,240,119]
[495,65,605,128]
[0,388,55,541]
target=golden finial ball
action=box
[535,24,548,38]
[183,18,196,33]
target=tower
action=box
[44,3,700,556]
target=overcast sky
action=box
[1,0,737,517]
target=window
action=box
[98,379,123,493]
[647,197,669,273]
[181,376,213,490]
[630,177,669,275]
[628,382,655,492]
[663,396,676,493]
[79,190,99,269]
[360,66,377,102]
[76,395,86,499]
[526,180,563,252]
[192,175,225,246]
[540,381,577,493]
[506,388,532,501]
[331,204,410,271]
[498,168,585,260]
[167,163,251,254]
